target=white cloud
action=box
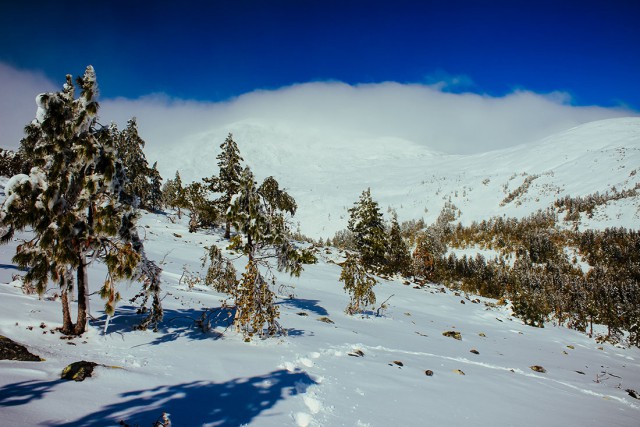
[423,70,476,91]
[0,63,57,148]
[101,80,635,157]
[1,61,636,156]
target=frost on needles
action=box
[0,66,162,336]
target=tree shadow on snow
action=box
[0,379,63,407]
[49,368,317,426]
[277,298,329,316]
[0,263,27,272]
[95,305,234,344]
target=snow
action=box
[0,208,639,426]
[1,118,639,426]
[147,117,640,239]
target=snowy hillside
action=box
[147,117,640,238]
[1,117,640,426]
[1,211,639,426]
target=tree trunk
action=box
[224,221,231,239]
[73,256,89,335]
[60,285,74,335]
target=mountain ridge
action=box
[148,117,640,238]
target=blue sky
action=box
[1,0,638,108]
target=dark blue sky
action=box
[1,0,638,108]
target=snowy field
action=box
[1,117,640,426]
[148,117,640,239]
[1,209,639,426]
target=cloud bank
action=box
[0,62,636,156]
[0,63,57,148]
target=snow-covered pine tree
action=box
[162,171,188,218]
[225,167,304,339]
[113,117,153,209]
[184,181,218,232]
[339,253,377,315]
[385,211,412,277]
[348,188,387,271]
[258,175,297,218]
[148,161,163,211]
[0,148,26,177]
[204,133,244,239]
[0,66,160,336]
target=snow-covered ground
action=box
[147,117,640,239]
[1,209,639,427]
[1,118,640,426]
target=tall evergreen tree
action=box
[205,133,244,239]
[113,117,153,208]
[0,66,159,336]
[385,211,412,276]
[148,161,163,211]
[224,167,304,338]
[348,188,387,271]
[162,171,188,218]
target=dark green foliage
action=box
[204,133,244,239]
[385,212,412,276]
[204,245,237,295]
[0,66,162,335]
[339,254,377,315]
[184,181,219,232]
[0,149,27,177]
[148,162,163,210]
[219,166,307,339]
[411,208,640,345]
[258,176,297,217]
[162,171,188,218]
[348,188,387,271]
[112,118,156,209]
[555,185,640,222]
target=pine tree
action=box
[0,66,160,336]
[0,148,26,177]
[412,227,447,280]
[385,211,412,276]
[225,167,304,339]
[162,171,188,218]
[348,188,387,271]
[148,162,163,211]
[184,181,218,232]
[204,133,244,239]
[339,254,377,315]
[113,118,153,209]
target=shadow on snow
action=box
[96,305,234,344]
[47,368,317,426]
[95,305,309,343]
[0,379,63,407]
[0,263,27,272]
[277,298,329,316]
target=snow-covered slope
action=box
[1,211,639,426]
[1,118,640,426]
[148,117,640,238]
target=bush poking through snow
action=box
[442,331,462,340]
[61,361,98,382]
